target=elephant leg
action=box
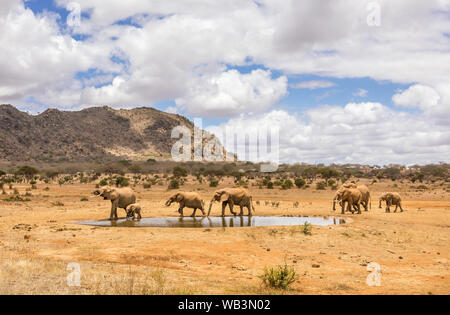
[356,204,361,214]
[179,206,185,217]
[191,208,197,217]
[221,202,227,217]
[399,203,404,212]
[110,203,115,221]
[239,205,244,216]
[247,205,252,216]
[341,201,346,214]
[229,201,237,216]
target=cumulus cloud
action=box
[393,84,440,110]
[208,103,450,165]
[175,69,288,117]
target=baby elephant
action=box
[126,203,142,220]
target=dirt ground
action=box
[0,177,449,295]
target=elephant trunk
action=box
[207,200,214,216]
[165,199,172,207]
[332,199,336,211]
[378,199,382,209]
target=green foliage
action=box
[80,197,89,202]
[115,176,130,187]
[316,181,327,190]
[0,170,6,176]
[99,179,108,186]
[168,179,180,190]
[209,178,219,187]
[15,166,39,179]
[4,195,31,202]
[173,166,188,178]
[281,179,293,190]
[267,181,274,189]
[302,222,312,235]
[259,264,298,290]
[294,178,306,188]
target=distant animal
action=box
[256,200,260,206]
[165,192,205,217]
[93,186,136,220]
[265,201,270,206]
[379,192,404,213]
[293,201,299,208]
[126,203,142,220]
[333,187,362,214]
[208,188,255,217]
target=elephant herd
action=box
[93,187,255,221]
[332,183,404,214]
[93,184,404,221]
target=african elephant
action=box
[333,187,362,214]
[357,185,371,211]
[208,188,255,217]
[165,192,205,217]
[93,186,136,220]
[126,203,142,220]
[379,192,404,213]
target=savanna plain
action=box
[0,175,448,295]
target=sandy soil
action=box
[0,177,449,295]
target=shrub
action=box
[294,178,306,188]
[80,197,89,202]
[99,179,108,186]
[259,264,298,290]
[173,166,188,178]
[168,179,180,190]
[316,181,327,190]
[115,177,130,187]
[281,179,293,190]
[4,195,30,202]
[327,179,336,187]
[143,183,152,189]
[302,222,312,235]
[209,179,219,187]
[267,181,274,189]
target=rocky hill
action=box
[0,105,225,162]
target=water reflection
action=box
[78,216,346,228]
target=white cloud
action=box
[209,103,450,165]
[393,84,440,109]
[291,80,335,90]
[175,69,288,117]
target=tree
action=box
[173,166,188,178]
[15,166,39,181]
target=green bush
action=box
[80,197,89,202]
[173,166,188,178]
[209,179,219,187]
[294,178,306,188]
[115,177,130,187]
[281,179,293,190]
[267,181,274,189]
[259,264,298,290]
[316,181,327,190]
[168,179,180,190]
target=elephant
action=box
[379,192,404,213]
[93,186,136,220]
[165,192,206,217]
[357,185,371,211]
[208,188,255,217]
[333,187,362,214]
[126,203,142,220]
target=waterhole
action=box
[77,216,345,228]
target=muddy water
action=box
[76,216,346,228]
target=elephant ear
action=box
[176,193,184,202]
[220,192,230,202]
